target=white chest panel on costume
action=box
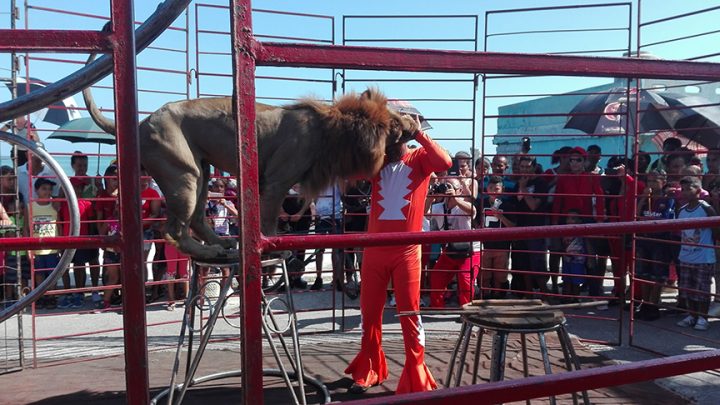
[377,161,412,220]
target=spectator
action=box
[676,164,709,205]
[488,154,516,191]
[26,178,62,309]
[454,151,477,194]
[634,150,652,182]
[1,197,28,303]
[512,155,550,294]
[342,180,371,298]
[635,170,675,321]
[57,178,97,309]
[675,176,717,331]
[428,179,478,308]
[140,168,163,301]
[200,178,237,296]
[605,157,645,301]
[163,241,189,311]
[477,176,516,298]
[69,151,100,199]
[16,152,59,202]
[311,184,346,292]
[474,157,491,185]
[1,165,16,208]
[278,183,312,289]
[552,147,605,225]
[708,180,720,305]
[703,149,720,191]
[1,116,39,167]
[545,146,574,293]
[585,145,604,175]
[94,164,120,311]
[665,152,690,183]
[649,136,682,173]
[561,209,594,301]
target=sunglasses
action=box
[569,158,584,163]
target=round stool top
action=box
[461,300,566,331]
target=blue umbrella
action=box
[47,117,115,175]
[47,117,115,145]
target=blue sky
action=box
[1,0,718,170]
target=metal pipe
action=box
[230,0,264,403]
[0,0,192,123]
[109,0,149,402]
[264,217,720,251]
[254,42,720,81]
[340,350,720,405]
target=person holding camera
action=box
[428,178,478,308]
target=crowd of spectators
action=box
[1,135,719,331]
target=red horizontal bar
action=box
[263,217,720,251]
[254,42,720,81]
[343,350,720,405]
[0,235,118,251]
[0,30,112,52]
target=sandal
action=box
[166,302,176,311]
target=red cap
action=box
[571,146,587,157]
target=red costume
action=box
[345,131,451,394]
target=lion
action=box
[83,82,418,261]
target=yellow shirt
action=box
[30,202,58,255]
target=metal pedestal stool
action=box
[151,257,330,404]
[445,305,589,405]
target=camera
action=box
[431,183,450,195]
[521,137,531,153]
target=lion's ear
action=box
[360,87,386,106]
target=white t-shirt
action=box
[678,202,716,264]
[431,201,480,251]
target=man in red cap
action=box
[345,115,451,395]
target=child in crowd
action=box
[94,164,120,311]
[676,176,717,331]
[478,176,516,298]
[635,170,676,321]
[561,209,594,300]
[27,178,62,309]
[58,178,97,309]
[1,198,29,305]
[163,241,189,311]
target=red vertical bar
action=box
[110,0,150,403]
[230,1,264,404]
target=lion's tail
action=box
[81,54,117,136]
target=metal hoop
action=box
[0,132,80,323]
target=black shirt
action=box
[513,177,549,227]
[476,196,517,250]
[282,194,311,232]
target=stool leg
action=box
[538,332,557,405]
[445,321,468,388]
[489,331,508,382]
[521,333,530,405]
[559,327,590,405]
[454,323,474,387]
[557,328,579,405]
[471,328,486,385]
